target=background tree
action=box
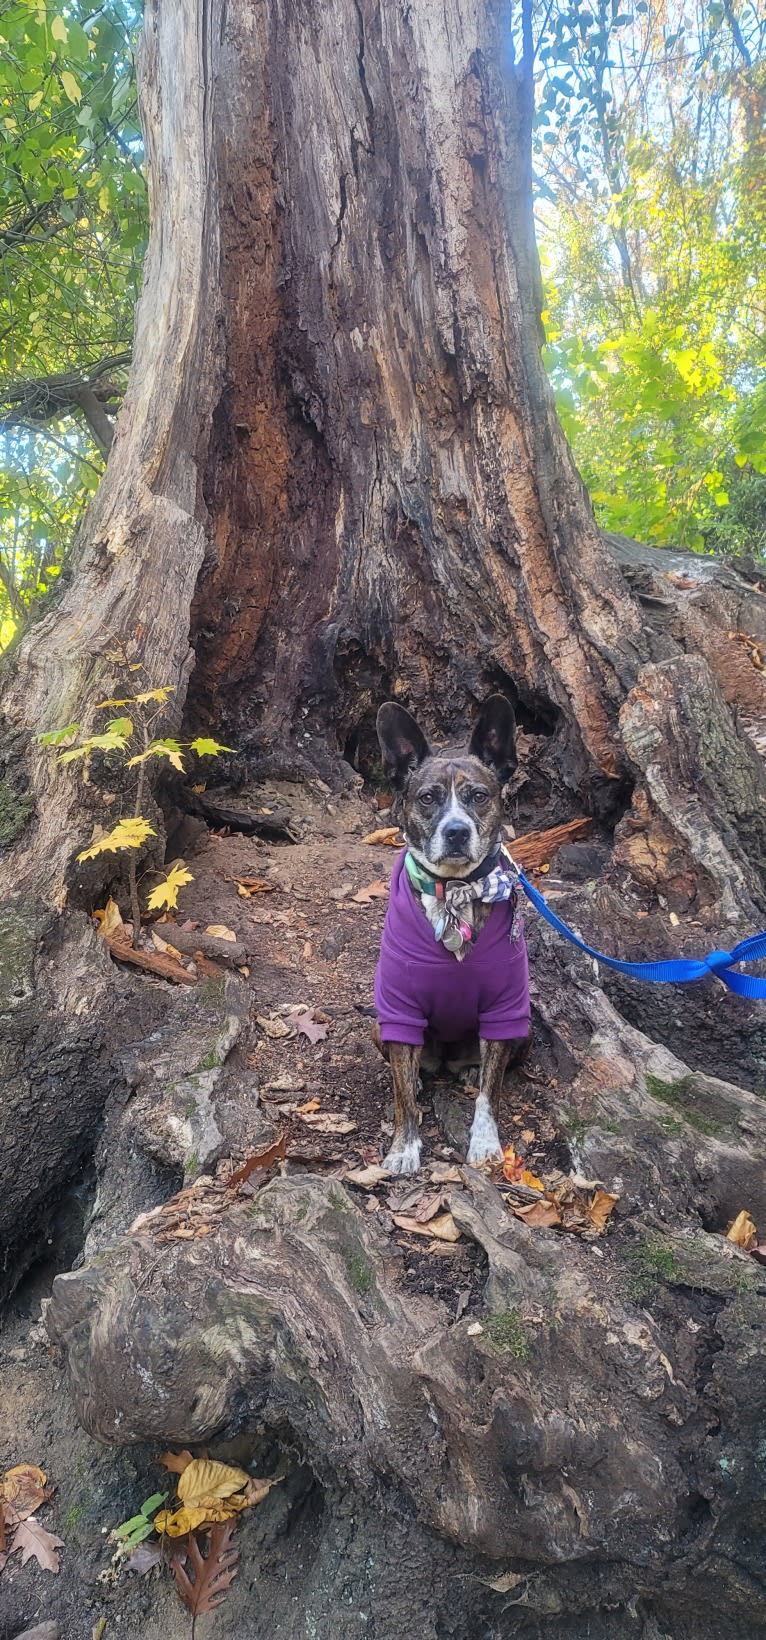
[535,0,766,548]
[0,0,145,643]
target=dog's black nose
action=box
[443,822,471,853]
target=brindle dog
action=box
[374,696,530,1174]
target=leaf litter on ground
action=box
[0,1463,61,1576]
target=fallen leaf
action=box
[10,1516,64,1572]
[726,1210,757,1250]
[228,876,274,897]
[502,1148,544,1191]
[290,1010,329,1044]
[295,1097,321,1114]
[226,1134,287,1188]
[480,1570,524,1593]
[588,1189,620,1233]
[0,1463,51,1519]
[361,827,402,846]
[511,1198,562,1229]
[171,1521,238,1618]
[414,1191,446,1223]
[205,924,237,942]
[344,1165,390,1188]
[124,1540,163,1574]
[391,1211,462,1242]
[158,1450,195,1475]
[178,1460,250,1508]
[95,897,125,940]
[665,571,700,590]
[547,1177,619,1236]
[257,1014,293,1039]
[521,1128,535,1143]
[298,1112,357,1134]
[350,880,389,904]
[427,1162,463,1184]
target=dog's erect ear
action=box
[376,703,430,790]
[469,694,517,782]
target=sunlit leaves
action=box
[127,737,185,772]
[76,815,156,860]
[189,737,235,758]
[146,862,194,912]
[0,0,146,648]
[58,726,132,762]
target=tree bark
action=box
[2,2,766,1634]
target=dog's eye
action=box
[419,790,436,807]
[470,787,490,805]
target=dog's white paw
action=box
[382,1138,422,1176]
[467,1098,503,1168]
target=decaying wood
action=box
[105,932,198,984]
[507,817,592,870]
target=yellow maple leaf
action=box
[147,863,194,913]
[77,817,156,861]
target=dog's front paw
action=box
[467,1099,503,1168]
[382,1138,422,1176]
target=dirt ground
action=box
[0,776,583,1640]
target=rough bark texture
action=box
[1,1,766,1635]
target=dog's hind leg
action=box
[383,1042,423,1175]
[467,1036,529,1167]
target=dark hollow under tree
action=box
[2,1,766,1636]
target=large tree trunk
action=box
[2,1,766,1635]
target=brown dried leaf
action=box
[298,1112,357,1134]
[0,1464,51,1520]
[205,923,237,941]
[124,1540,163,1574]
[171,1521,239,1616]
[344,1165,391,1188]
[10,1516,64,1572]
[427,1162,463,1185]
[295,1097,321,1114]
[414,1191,445,1223]
[158,1450,195,1475]
[361,827,402,846]
[726,1210,757,1250]
[228,876,274,897]
[226,1133,287,1189]
[350,880,389,904]
[392,1211,462,1242]
[290,1010,329,1045]
[511,1198,562,1229]
[256,1013,292,1039]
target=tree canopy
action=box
[0,0,145,646]
[0,0,764,650]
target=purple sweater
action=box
[374,852,530,1045]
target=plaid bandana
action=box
[404,848,522,961]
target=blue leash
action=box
[516,870,766,1001]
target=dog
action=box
[373,695,531,1176]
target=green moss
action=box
[343,1247,374,1296]
[185,1149,199,1177]
[484,1310,532,1359]
[559,1109,587,1143]
[328,1186,351,1214]
[184,1100,197,1118]
[294,1197,310,1222]
[64,1503,84,1534]
[645,1073,723,1136]
[197,1048,222,1071]
[624,1235,682,1301]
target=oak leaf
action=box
[11,1516,64,1572]
[171,1520,238,1617]
[290,1010,329,1044]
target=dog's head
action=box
[376,695,516,879]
